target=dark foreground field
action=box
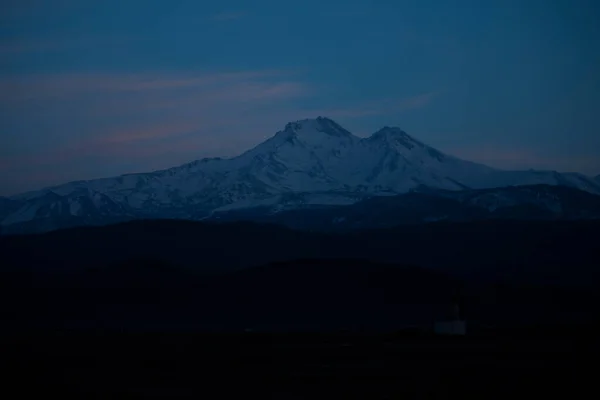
[2,220,600,398]
[3,330,598,399]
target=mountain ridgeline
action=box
[2,117,600,234]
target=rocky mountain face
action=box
[2,117,600,234]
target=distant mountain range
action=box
[2,117,600,234]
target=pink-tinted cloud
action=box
[0,69,297,103]
[1,115,285,195]
[0,67,441,195]
[98,122,203,145]
[0,75,313,132]
[1,122,208,174]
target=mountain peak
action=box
[371,126,411,138]
[369,126,424,149]
[283,117,353,138]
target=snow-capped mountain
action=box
[2,117,600,233]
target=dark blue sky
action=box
[1,0,599,195]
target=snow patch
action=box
[69,199,82,216]
[2,203,40,225]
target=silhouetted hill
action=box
[2,258,460,331]
[0,220,327,273]
[4,257,600,333]
[2,219,600,287]
[3,219,600,333]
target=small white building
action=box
[434,303,466,336]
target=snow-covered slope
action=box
[427,184,600,217]
[210,185,600,230]
[3,117,600,233]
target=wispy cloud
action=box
[0,66,441,195]
[98,122,203,145]
[210,11,246,21]
[0,121,221,183]
[0,69,302,103]
[0,68,315,194]
[0,114,299,194]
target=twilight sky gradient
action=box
[1,0,599,195]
